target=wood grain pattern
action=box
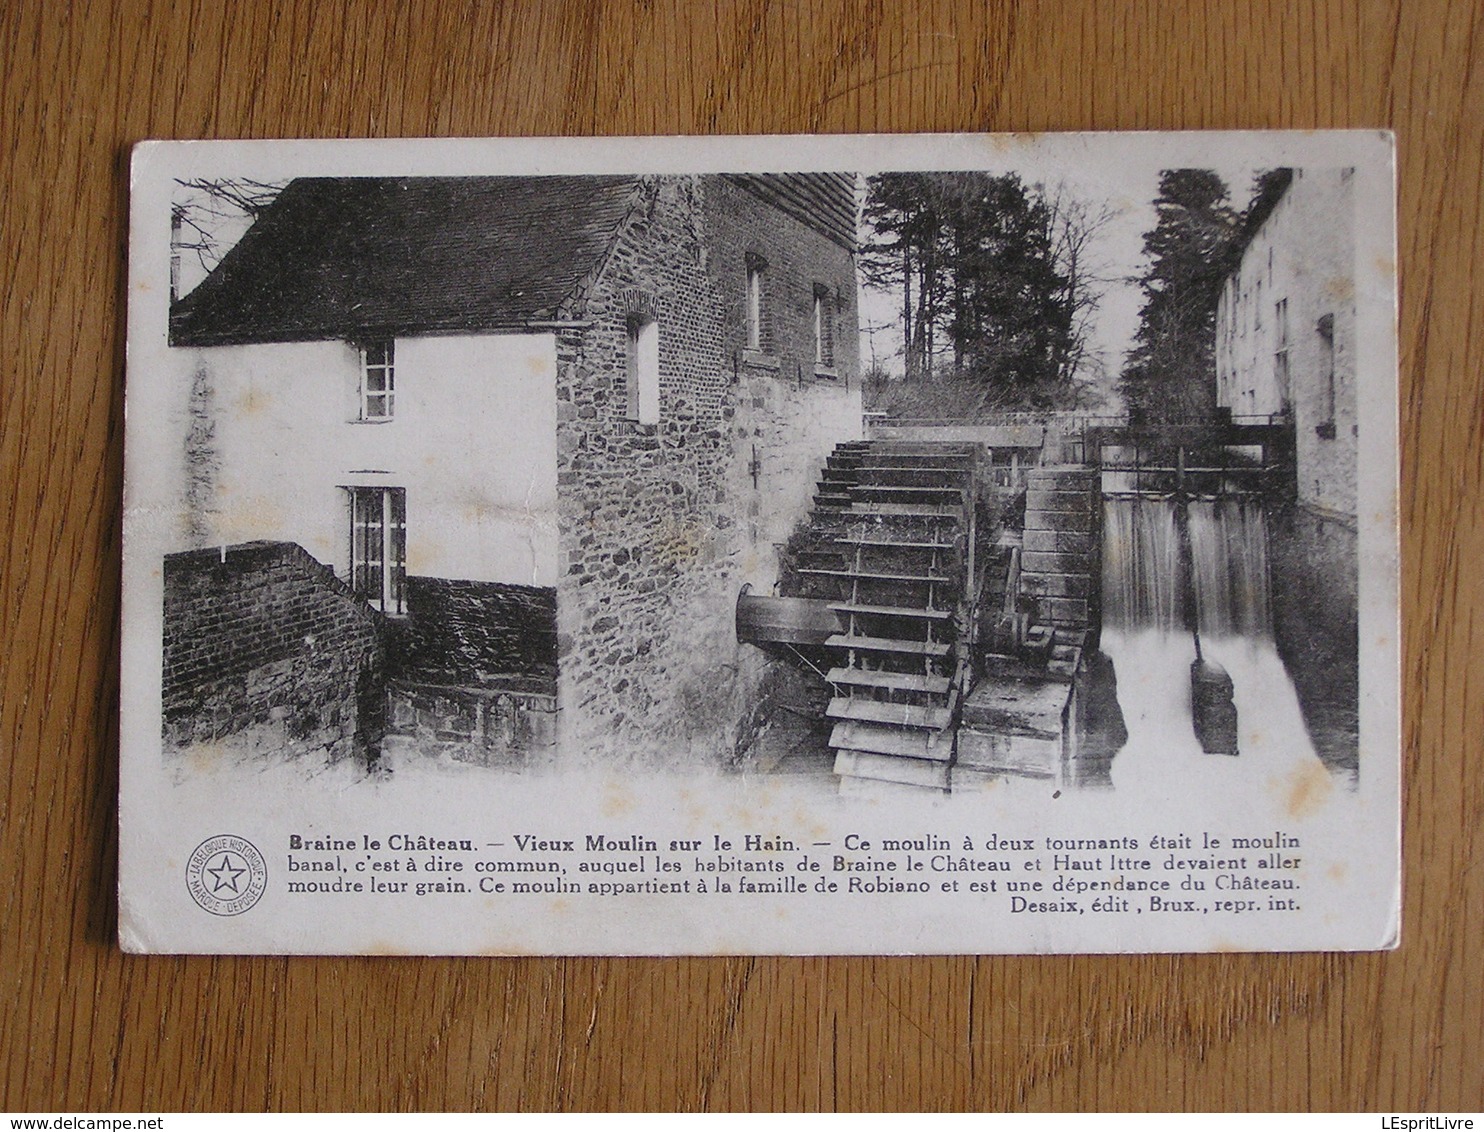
[1,0,1479,1112]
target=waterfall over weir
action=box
[1096,495,1326,793]
[1188,499,1272,638]
[1101,496,1272,637]
[1101,497,1184,632]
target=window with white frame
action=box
[348,486,406,613]
[625,315,660,424]
[359,340,395,420]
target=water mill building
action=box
[1215,167,1359,770]
[162,173,863,771]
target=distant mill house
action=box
[163,174,863,769]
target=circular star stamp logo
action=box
[186,835,268,916]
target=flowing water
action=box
[1097,496,1325,796]
[1101,495,1185,632]
[1188,498,1272,638]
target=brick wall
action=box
[552,175,862,763]
[162,541,385,764]
[707,177,864,586]
[704,176,859,388]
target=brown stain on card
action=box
[235,386,271,416]
[364,941,416,956]
[185,742,228,774]
[602,782,636,817]
[1324,273,1356,303]
[1285,762,1334,819]
[406,544,440,574]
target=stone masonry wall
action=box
[162,541,385,765]
[706,177,864,591]
[384,578,559,768]
[386,684,557,768]
[388,578,558,690]
[552,175,862,765]
[1269,504,1358,774]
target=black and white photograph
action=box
[120,132,1398,955]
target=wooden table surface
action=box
[2,0,1480,1113]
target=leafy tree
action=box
[860,172,943,382]
[1119,169,1240,423]
[862,171,1105,410]
[949,174,1069,402]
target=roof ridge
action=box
[170,175,644,347]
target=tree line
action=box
[862,167,1292,422]
[1119,167,1291,423]
[861,171,1112,410]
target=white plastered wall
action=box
[171,332,559,586]
[1215,169,1357,518]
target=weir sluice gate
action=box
[737,415,1328,793]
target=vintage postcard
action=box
[120,132,1399,954]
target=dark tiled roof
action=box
[723,173,858,252]
[1234,167,1294,249]
[170,176,640,346]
